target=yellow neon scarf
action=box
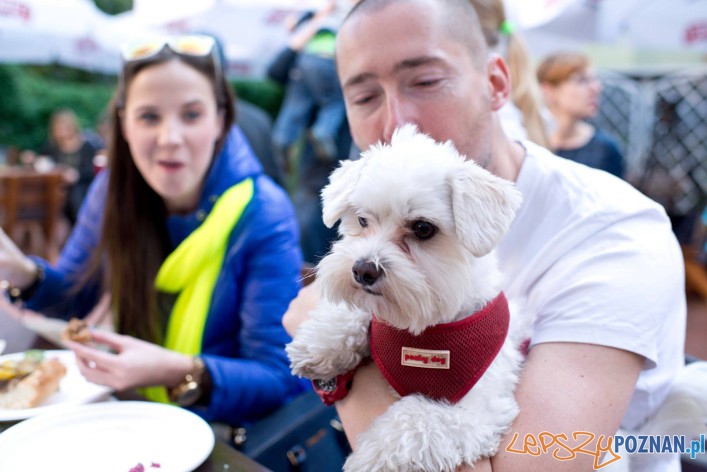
[142,178,254,403]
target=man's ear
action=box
[321,158,365,228]
[487,54,511,112]
[448,160,523,257]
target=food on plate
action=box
[0,350,67,409]
[128,462,161,471]
[62,317,92,344]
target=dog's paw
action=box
[286,336,336,379]
[286,307,370,379]
[286,333,364,379]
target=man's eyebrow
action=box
[342,56,446,89]
[393,56,445,73]
[343,72,377,89]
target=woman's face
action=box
[121,59,224,214]
[546,68,602,120]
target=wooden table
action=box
[0,308,271,472]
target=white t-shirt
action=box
[498,102,528,143]
[497,142,686,469]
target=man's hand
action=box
[283,282,320,336]
[335,342,643,471]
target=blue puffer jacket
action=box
[25,126,308,424]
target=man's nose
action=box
[352,260,383,286]
[382,96,415,143]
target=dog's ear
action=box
[321,158,364,228]
[448,161,523,257]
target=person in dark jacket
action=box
[537,51,625,178]
[0,35,306,424]
[40,108,99,224]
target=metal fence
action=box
[592,67,707,221]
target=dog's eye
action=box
[412,220,437,240]
[358,216,368,228]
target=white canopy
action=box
[126,0,327,77]
[0,0,158,73]
[505,0,707,57]
[1,0,704,75]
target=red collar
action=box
[370,292,509,403]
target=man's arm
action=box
[490,341,643,470]
[336,341,642,471]
[283,284,644,470]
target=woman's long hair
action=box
[92,48,236,342]
[470,0,550,148]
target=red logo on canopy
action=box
[685,23,707,44]
[0,0,31,21]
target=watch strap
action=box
[312,368,358,406]
[168,356,206,405]
[1,262,45,305]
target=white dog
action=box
[287,125,529,472]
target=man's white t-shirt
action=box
[497,142,686,469]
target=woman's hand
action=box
[84,292,114,331]
[0,228,38,289]
[65,330,193,391]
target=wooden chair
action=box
[0,169,66,261]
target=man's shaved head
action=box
[334,0,512,172]
[342,0,488,69]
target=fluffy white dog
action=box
[287,125,530,472]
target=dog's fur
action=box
[287,125,530,471]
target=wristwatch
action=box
[168,356,206,407]
[2,262,45,305]
[312,368,358,406]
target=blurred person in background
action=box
[40,108,99,224]
[272,0,358,168]
[268,1,358,264]
[0,34,306,424]
[82,109,111,154]
[470,0,551,148]
[201,31,285,186]
[236,100,284,186]
[537,51,625,178]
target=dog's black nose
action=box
[352,260,383,286]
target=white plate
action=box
[0,401,215,472]
[0,350,112,421]
[21,316,70,348]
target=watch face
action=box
[177,381,202,407]
[314,378,337,393]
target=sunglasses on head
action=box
[121,35,217,61]
[119,35,225,103]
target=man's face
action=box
[336,1,495,164]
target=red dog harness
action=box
[370,292,509,403]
